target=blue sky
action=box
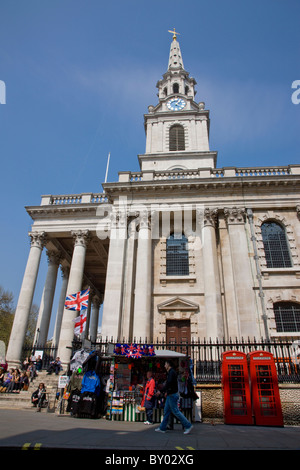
[0,0,299,338]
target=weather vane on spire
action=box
[168,28,180,41]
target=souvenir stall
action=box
[105,343,198,423]
[66,349,110,419]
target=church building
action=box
[6,32,300,370]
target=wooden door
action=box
[166,319,190,354]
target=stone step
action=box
[0,370,62,411]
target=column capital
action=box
[138,210,151,231]
[111,210,128,228]
[60,265,70,279]
[92,294,101,309]
[46,249,62,266]
[224,207,246,225]
[71,230,91,247]
[203,208,218,228]
[29,231,47,249]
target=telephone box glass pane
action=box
[228,365,247,416]
[256,365,277,416]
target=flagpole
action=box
[104,151,110,184]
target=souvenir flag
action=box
[113,343,156,358]
[132,345,143,359]
[65,287,90,311]
[73,310,87,335]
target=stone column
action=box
[89,294,101,343]
[224,207,259,338]
[201,209,224,339]
[218,214,240,338]
[57,230,90,369]
[34,249,61,347]
[132,212,152,341]
[121,217,137,341]
[6,232,47,368]
[101,211,127,340]
[52,265,69,349]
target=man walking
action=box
[155,360,193,434]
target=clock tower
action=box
[139,30,217,172]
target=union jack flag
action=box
[113,343,156,358]
[65,288,90,311]
[132,345,143,359]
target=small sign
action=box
[58,376,69,389]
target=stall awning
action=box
[154,349,186,358]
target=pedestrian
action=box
[31,383,47,411]
[0,369,14,392]
[141,370,156,425]
[35,355,43,371]
[47,357,61,375]
[20,372,29,391]
[155,360,193,435]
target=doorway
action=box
[166,319,191,354]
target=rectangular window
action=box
[166,234,189,275]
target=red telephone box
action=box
[222,351,253,425]
[248,351,284,427]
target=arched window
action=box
[169,124,185,151]
[261,222,292,268]
[273,302,300,332]
[173,83,179,93]
[166,233,189,276]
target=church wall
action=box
[152,229,205,341]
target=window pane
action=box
[274,302,300,332]
[166,234,189,275]
[261,222,292,268]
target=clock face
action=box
[167,98,186,111]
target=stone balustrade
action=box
[118,164,300,183]
[40,193,108,206]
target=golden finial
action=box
[168,28,180,41]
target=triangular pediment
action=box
[157,296,199,312]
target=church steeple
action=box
[139,32,217,172]
[156,31,196,102]
[168,28,184,70]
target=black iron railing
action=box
[90,337,300,384]
[21,345,58,371]
[22,337,300,384]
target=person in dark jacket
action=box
[155,360,193,434]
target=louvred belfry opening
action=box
[169,124,185,151]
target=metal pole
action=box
[104,152,111,184]
[247,209,270,341]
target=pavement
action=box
[0,408,299,458]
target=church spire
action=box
[168,28,184,70]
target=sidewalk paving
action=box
[0,409,299,452]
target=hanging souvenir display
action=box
[113,343,155,358]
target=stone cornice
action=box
[25,171,300,220]
[103,173,300,195]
